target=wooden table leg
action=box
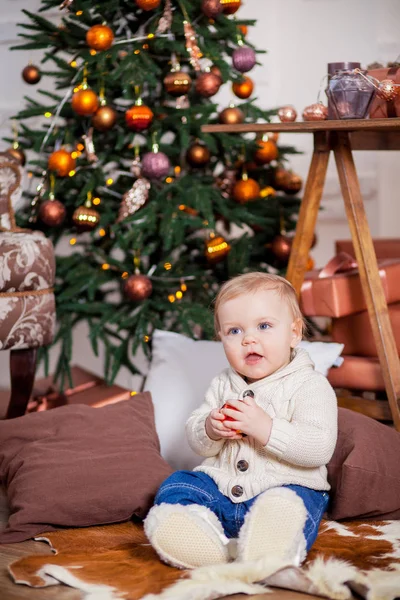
[6,348,37,419]
[286,132,330,294]
[333,131,400,430]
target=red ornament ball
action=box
[135,0,161,9]
[38,199,66,227]
[125,104,154,131]
[124,274,153,302]
[221,0,241,15]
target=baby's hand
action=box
[222,397,272,446]
[206,409,243,441]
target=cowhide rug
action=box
[8,519,400,600]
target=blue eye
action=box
[258,322,270,331]
[228,327,241,335]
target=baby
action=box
[144,272,338,569]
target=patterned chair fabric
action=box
[0,152,56,352]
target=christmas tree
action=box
[6,0,303,386]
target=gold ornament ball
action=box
[86,24,114,51]
[284,173,303,195]
[22,64,41,85]
[205,235,231,263]
[232,76,254,99]
[278,105,297,122]
[186,143,211,167]
[201,0,222,18]
[221,0,241,15]
[92,105,118,131]
[124,274,153,302]
[125,104,154,131]
[195,72,221,98]
[135,0,161,10]
[302,102,328,121]
[163,70,192,96]
[48,149,76,177]
[271,234,292,262]
[38,199,66,227]
[71,89,99,117]
[254,139,279,165]
[377,79,400,101]
[6,147,26,166]
[72,205,100,232]
[219,106,244,125]
[232,178,260,203]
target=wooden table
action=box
[202,118,400,430]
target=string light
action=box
[106,178,114,185]
[147,33,155,39]
[176,290,183,299]
[130,391,138,396]
[143,335,150,343]
[68,170,76,177]
[168,294,175,303]
[134,49,140,55]
[71,151,79,159]
[102,263,110,270]
[165,176,173,184]
[44,112,52,118]
[90,50,97,56]
[164,262,172,270]
[76,10,83,15]
[181,282,187,292]
[70,237,77,245]
[70,60,77,68]
[99,228,106,236]
[77,143,84,151]
[93,197,101,205]
[121,271,129,279]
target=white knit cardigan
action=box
[186,348,338,503]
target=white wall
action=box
[1,0,400,388]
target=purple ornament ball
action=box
[142,151,171,179]
[232,46,256,73]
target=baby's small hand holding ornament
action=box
[222,396,272,446]
[205,408,244,441]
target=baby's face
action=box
[218,288,302,382]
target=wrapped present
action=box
[331,302,400,357]
[336,238,400,260]
[367,66,400,118]
[25,366,132,413]
[300,252,400,318]
[327,355,384,392]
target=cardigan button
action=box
[237,460,249,472]
[231,485,244,497]
[243,390,254,399]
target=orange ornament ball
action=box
[135,0,161,10]
[221,0,241,15]
[71,89,99,116]
[125,104,154,131]
[48,149,76,177]
[86,24,114,51]
[254,139,279,165]
[219,106,244,125]
[238,24,248,36]
[232,76,254,99]
[232,178,260,203]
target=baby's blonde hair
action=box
[214,272,305,337]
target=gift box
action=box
[300,252,400,318]
[331,302,400,357]
[25,366,133,413]
[367,66,400,118]
[327,355,384,392]
[335,238,400,260]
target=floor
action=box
[0,393,326,600]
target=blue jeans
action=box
[154,470,329,552]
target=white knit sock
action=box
[144,503,231,569]
[237,487,307,565]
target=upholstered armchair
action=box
[0,152,56,418]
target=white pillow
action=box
[144,330,343,470]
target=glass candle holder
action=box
[326,69,376,120]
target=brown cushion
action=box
[0,393,173,543]
[327,408,400,520]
